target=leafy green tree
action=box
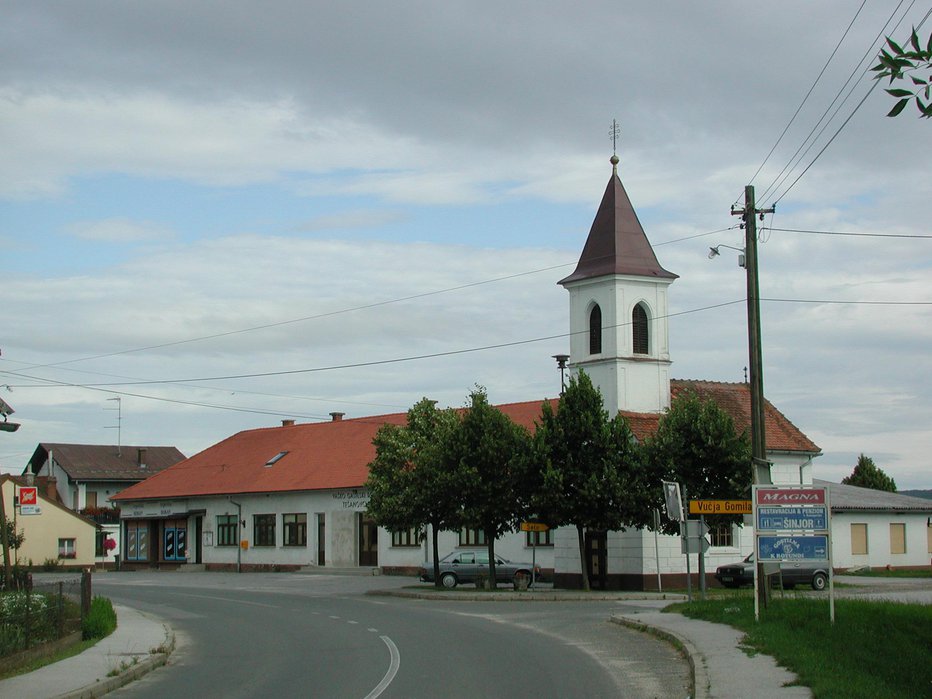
[872,28,932,118]
[448,387,531,588]
[366,398,462,587]
[645,390,752,535]
[842,453,897,492]
[532,372,646,590]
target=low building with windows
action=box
[22,443,186,566]
[1,475,99,569]
[818,479,932,571]
[113,156,831,586]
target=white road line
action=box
[347,620,359,624]
[367,628,379,633]
[174,592,279,608]
[363,636,400,699]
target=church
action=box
[112,156,822,588]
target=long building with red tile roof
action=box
[109,158,830,587]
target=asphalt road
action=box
[93,572,690,698]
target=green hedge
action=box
[82,596,117,640]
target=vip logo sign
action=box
[18,486,40,515]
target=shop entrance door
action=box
[358,514,378,566]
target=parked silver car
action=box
[715,553,830,591]
[419,550,541,589]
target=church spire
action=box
[559,156,676,285]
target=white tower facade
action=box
[559,156,677,415]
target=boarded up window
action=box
[890,522,906,555]
[850,523,868,555]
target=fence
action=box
[0,572,89,660]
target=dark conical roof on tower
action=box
[559,155,677,285]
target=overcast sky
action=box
[1,2,930,489]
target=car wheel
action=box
[440,572,458,589]
[811,572,827,591]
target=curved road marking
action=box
[363,635,400,699]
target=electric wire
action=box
[742,0,870,203]
[757,0,916,207]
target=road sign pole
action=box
[653,508,662,592]
[683,487,692,602]
[699,514,706,599]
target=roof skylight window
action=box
[265,451,288,466]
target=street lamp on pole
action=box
[552,354,570,394]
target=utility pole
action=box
[732,185,774,486]
[732,185,774,617]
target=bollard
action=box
[81,568,92,620]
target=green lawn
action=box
[843,568,932,579]
[667,595,932,699]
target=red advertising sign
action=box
[755,487,826,505]
[19,486,38,506]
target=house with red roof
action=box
[22,443,186,566]
[112,156,825,586]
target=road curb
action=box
[611,614,708,699]
[57,623,175,699]
[367,588,688,602]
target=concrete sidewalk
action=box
[612,602,812,699]
[0,604,173,699]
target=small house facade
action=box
[22,443,186,565]
[1,475,99,569]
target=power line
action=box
[757,1,918,207]
[5,226,738,376]
[744,0,870,198]
[1,300,746,389]
[6,291,930,396]
[770,227,932,239]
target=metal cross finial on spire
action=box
[609,119,621,155]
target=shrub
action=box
[82,596,117,640]
[0,623,25,656]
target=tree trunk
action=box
[486,529,496,590]
[576,524,590,591]
[431,521,442,588]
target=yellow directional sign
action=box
[520,521,550,532]
[689,500,752,515]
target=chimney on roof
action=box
[25,472,35,486]
[137,447,148,470]
[330,412,345,422]
[46,477,58,501]
[281,419,295,427]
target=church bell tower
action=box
[559,155,677,415]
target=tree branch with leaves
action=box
[872,28,932,118]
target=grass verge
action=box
[844,568,932,579]
[0,637,99,680]
[667,595,932,698]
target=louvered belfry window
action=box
[589,305,602,354]
[632,304,649,354]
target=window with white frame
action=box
[58,538,76,559]
[391,528,421,547]
[459,528,486,546]
[709,523,733,548]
